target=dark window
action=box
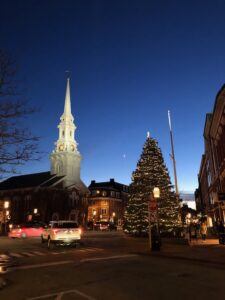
[52,222,78,228]
[101,208,107,215]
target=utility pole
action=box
[168,110,179,200]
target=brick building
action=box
[196,85,225,224]
[0,172,88,227]
[88,179,129,226]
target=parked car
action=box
[86,220,94,230]
[109,222,117,231]
[8,222,45,238]
[93,221,110,231]
[41,220,82,248]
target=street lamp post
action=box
[148,187,160,251]
[3,201,10,235]
[112,212,116,223]
[93,210,96,230]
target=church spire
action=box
[52,77,79,155]
[63,77,72,117]
[50,76,82,187]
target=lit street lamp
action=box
[92,210,97,230]
[148,187,160,251]
[3,201,10,235]
[153,187,160,199]
[4,201,9,209]
[112,212,116,223]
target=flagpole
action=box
[168,110,179,199]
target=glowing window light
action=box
[153,187,160,198]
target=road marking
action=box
[0,254,11,259]
[9,252,23,258]
[77,249,89,252]
[27,288,96,300]
[3,247,104,260]
[10,254,138,272]
[32,251,45,256]
[81,254,138,263]
[21,252,35,257]
[12,260,74,270]
[76,248,103,252]
[85,248,103,251]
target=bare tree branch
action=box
[0,49,41,176]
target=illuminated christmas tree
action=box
[124,134,180,235]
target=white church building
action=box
[50,77,87,191]
[0,78,89,226]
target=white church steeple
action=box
[50,77,82,188]
[55,77,78,154]
[64,77,72,116]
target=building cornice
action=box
[210,84,225,139]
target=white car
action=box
[41,220,82,248]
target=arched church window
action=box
[70,131,72,137]
[62,131,65,137]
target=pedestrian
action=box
[193,223,198,241]
[196,222,201,237]
[200,222,207,240]
[218,221,224,233]
[217,221,225,244]
[188,223,193,243]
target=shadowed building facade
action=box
[196,85,225,225]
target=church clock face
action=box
[59,144,64,151]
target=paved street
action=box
[0,231,225,300]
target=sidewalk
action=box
[152,238,225,266]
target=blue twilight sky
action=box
[1,0,225,192]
